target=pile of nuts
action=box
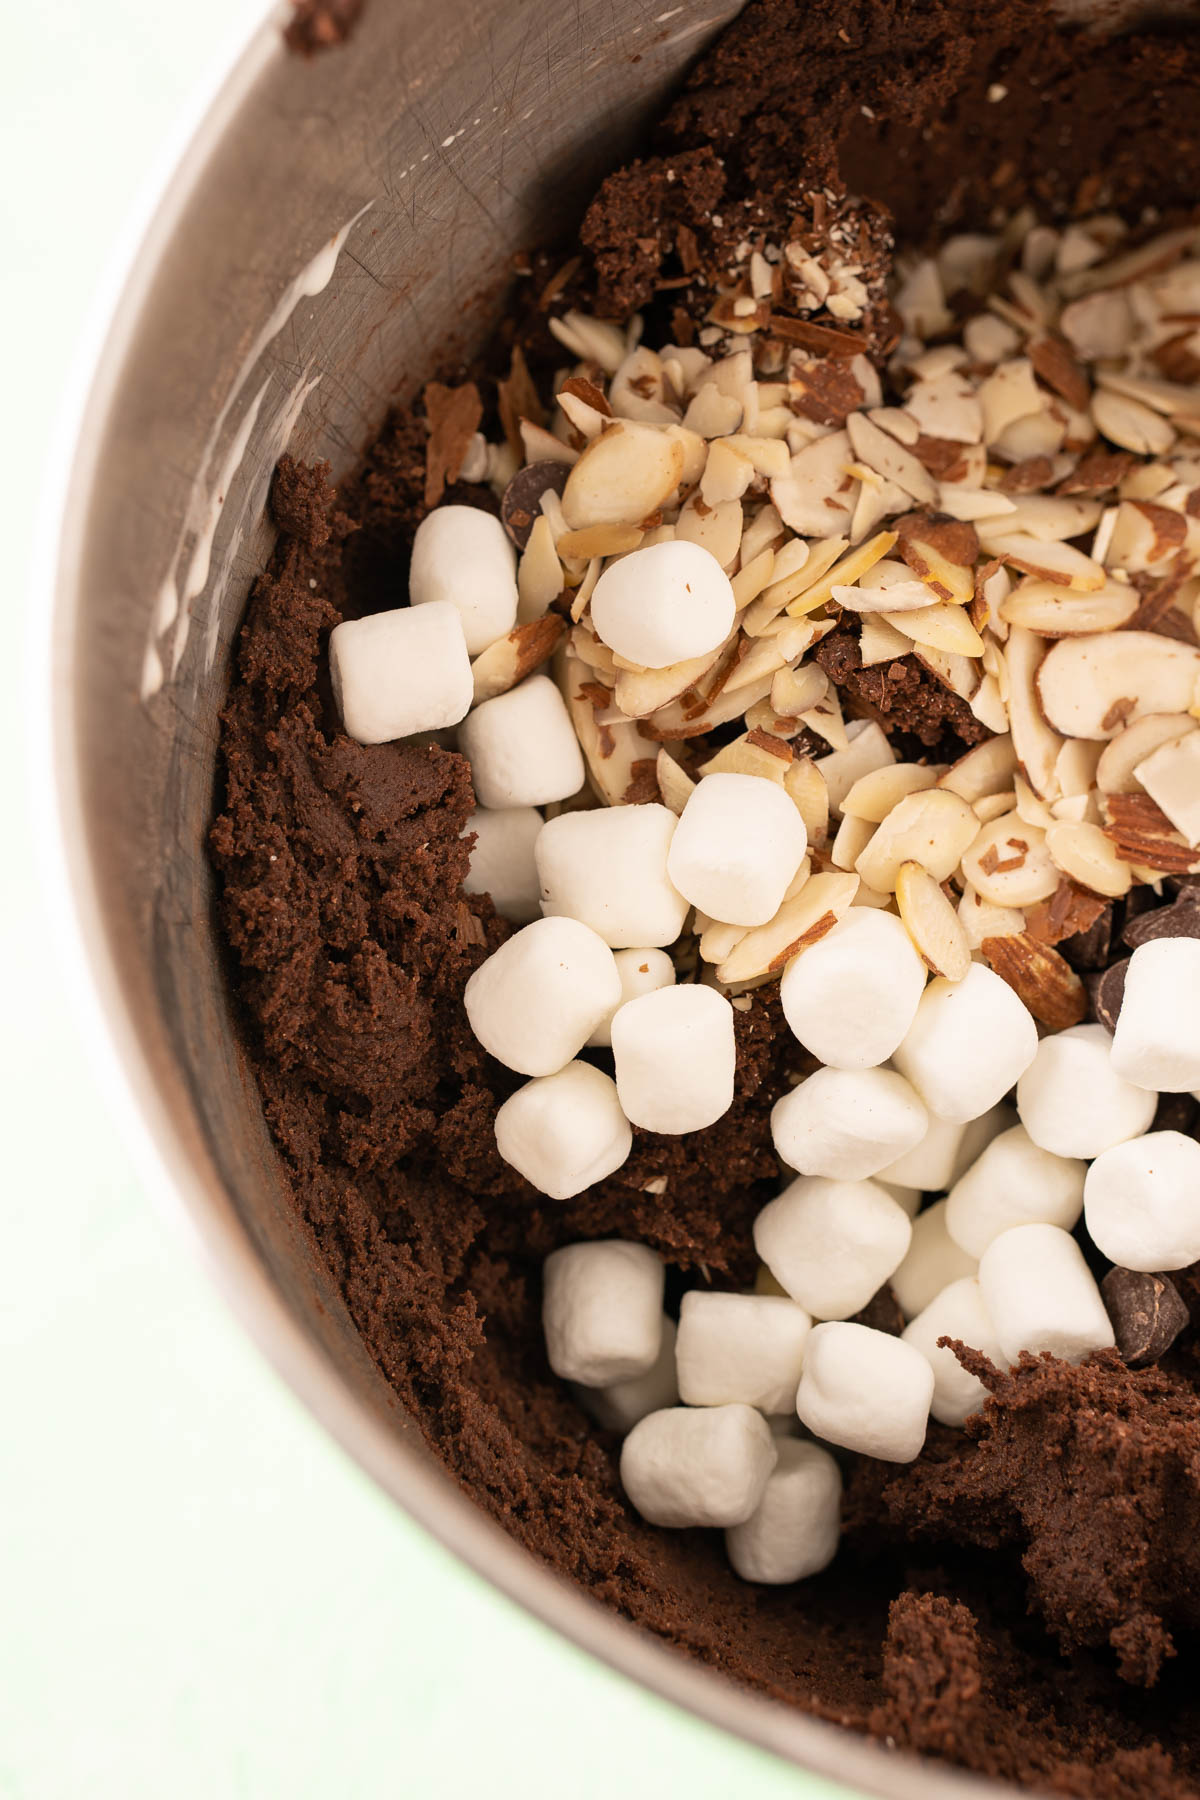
[326,208,1200,1589]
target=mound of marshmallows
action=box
[328,501,1200,1588]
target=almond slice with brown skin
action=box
[785,757,830,846]
[1035,632,1200,739]
[982,531,1107,591]
[938,734,1020,802]
[855,788,979,892]
[613,636,735,720]
[999,577,1139,635]
[895,860,972,980]
[980,933,1088,1031]
[561,421,685,528]
[1045,820,1134,896]
[471,616,566,704]
[1096,713,1200,794]
[700,729,793,785]
[556,649,660,806]
[846,411,937,504]
[893,514,978,604]
[912,645,982,701]
[1004,626,1065,798]
[961,811,1061,906]
[716,870,860,984]
[655,747,695,816]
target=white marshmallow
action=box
[620,1404,777,1528]
[880,1183,923,1218]
[877,1102,1014,1195]
[771,1067,928,1181]
[586,948,676,1048]
[977,1223,1115,1364]
[408,503,518,654]
[1084,1131,1200,1271]
[459,674,585,809]
[893,964,1038,1124]
[667,773,808,927]
[329,601,472,745]
[536,804,689,948]
[611,984,736,1135]
[946,1124,1087,1258]
[796,1322,934,1462]
[542,1240,665,1385]
[494,1061,632,1199]
[902,1277,1003,1427]
[462,807,543,923]
[590,541,737,669]
[1016,1022,1157,1159]
[574,1317,679,1432]
[725,1439,842,1585]
[779,909,928,1070]
[1111,938,1200,1093]
[464,917,622,1076]
[890,1199,978,1320]
[753,1177,913,1320]
[676,1292,813,1413]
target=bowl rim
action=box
[34,10,1017,1796]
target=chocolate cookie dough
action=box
[212,1,1200,1791]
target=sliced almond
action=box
[1096,713,1200,794]
[664,423,708,489]
[842,762,944,822]
[675,493,743,569]
[557,651,659,807]
[614,638,732,719]
[859,615,913,665]
[978,358,1043,443]
[641,666,776,741]
[895,861,972,979]
[700,918,749,965]
[961,812,1061,906]
[980,933,1087,1031]
[1060,289,1134,360]
[471,616,565,704]
[785,530,900,620]
[700,729,793,785]
[834,575,937,614]
[726,620,823,695]
[556,522,643,560]
[1014,774,1056,830]
[701,438,756,506]
[999,576,1139,635]
[785,757,830,846]
[846,411,937,504]
[549,310,627,372]
[831,811,875,871]
[770,431,858,537]
[520,419,580,465]
[883,601,985,657]
[716,871,860,984]
[731,545,778,608]
[1035,632,1200,739]
[1095,369,1200,418]
[609,346,678,425]
[745,537,846,634]
[1104,499,1188,576]
[1092,390,1175,457]
[1044,819,1134,895]
[816,721,895,813]
[854,788,979,892]
[894,515,977,604]
[771,662,828,717]
[1004,626,1064,798]
[974,790,1018,824]
[959,881,1026,949]
[1054,737,1103,799]
[516,513,564,621]
[977,495,1102,542]
[560,422,684,529]
[938,735,1020,802]
[655,747,696,816]
[982,532,1106,591]
[1135,732,1200,846]
[913,645,982,701]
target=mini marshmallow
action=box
[611,984,736,1134]
[977,1223,1115,1364]
[1111,938,1200,1093]
[1084,1131,1200,1271]
[536,804,689,948]
[329,601,472,745]
[408,503,518,655]
[676,1292,813,1414]
[574,1318,679,1432]
[779,909,928,1070]
[796,1322,935,1462]
[877,1102,1014,1195]
[753,1177,913,1321]
[494,1061,632,1199]
[1016,1023,1157,1159]
[620,1404,778,1528]
[586,948,676,1048]
[880,1182,923,1218]
[590,540,737,669]
[946,1124,1087,1258]
[771,1067,928,1181]
[902,1277,1003,1427]
[667,773,808,927]
[542,1240,665,1385]
[462,806,543,923]
[459,674,585,809]
[725,1439,842,1585]
[464,917,621,1076]
[890,1199,978,1320]
[893,963,1038,1124]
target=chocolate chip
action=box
[1152,1091,1199,1136]
[1090,957,1129,1032]
[850,1283,905,1337]
[1101,1267,1190,1366]
[1122,897,1200,950]
[500,461,569,549]
[1058,904,1113,972]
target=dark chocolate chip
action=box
[850,1283,905,1337]
[500,461,569,549]
[1102,1267,1190,1366]
[1090,957,1129,1032]
[1122,898,1200,949]
[1153,1091,1199,1136]
[1059,905,1113,972]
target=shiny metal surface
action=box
[46,0,1160,1790]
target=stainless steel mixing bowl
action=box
[48,1,1144,1789]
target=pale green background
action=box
[3,4,840,1794]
